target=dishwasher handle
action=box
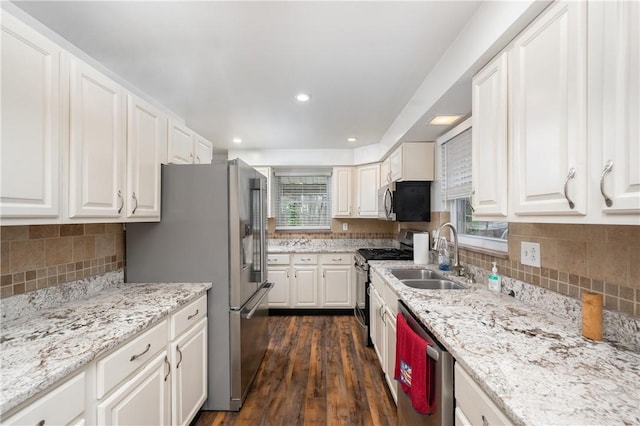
[427,346,439,362]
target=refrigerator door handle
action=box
[241,282,273,319]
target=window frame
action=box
[438,118,508,254]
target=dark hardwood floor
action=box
[194,315,398,426]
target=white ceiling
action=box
[12,1,482,152]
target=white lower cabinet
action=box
[3,372,85,426]
[369,270,399,403]
[2,295,208,425]
[320,254,353,307]
[454,363,513,426]
[170,318,208,426]
[97,351,171,425]
[267,254,291,307]
[268,252,354,309]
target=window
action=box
[440,124,508,252]
[273,173,331,230]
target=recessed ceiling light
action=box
[347,137,357,142]
[295,93,311,102]
[429,115,464,126]
[232,137,242,144]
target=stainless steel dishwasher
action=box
[397,300,454,426]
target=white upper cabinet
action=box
[126,94,165,220]
[591,0,640,216]
[68,58,126,219]
[509,2,588,215]
[356,163,379,217]
[509,0,588,216]
[194,135,213,164]
[388,142,435,182]
[472,52,509,218]
[0,12,61,223]
[332,167,353,217]
[168,120,195,164]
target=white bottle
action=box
[488,261,501,293]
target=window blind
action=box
[441,128,472,201]
[274,175,331,230]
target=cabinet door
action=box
[0,12,61,221]
[320,266,352,307]
[194,135,213,164]
[597,1,640,215]
[380,159,391,189]
[168,120,194,164]
[383,307,398,403]
[369,284,384,365]
[68,58,125,219]
[332,167,353,217]
[267,267,290,307]
[97,352,171,425]
[389,148,402,182]
[472,52,508,217]
[292,267,318,307]
[509,1,587,216]
[126,94,165,220]
[171,318,207,426]
[356,164,379,217]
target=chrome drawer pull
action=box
[129,343,151,361]
[164,355,171,381]
[187,309,199,320]
[36,420,45,426]
[332,258,343,261]
[131,192,138,214]
[117,190,124,214]
[563,168,576,209]
[176,344,183,369]
[600,160,613,207]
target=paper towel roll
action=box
[413,232,430,264]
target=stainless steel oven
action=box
[397,300,454,426]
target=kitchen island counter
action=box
[370,261,640,426]
[0,276,211,417]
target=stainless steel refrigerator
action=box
[126,159,272,411]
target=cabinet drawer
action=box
[292,254,318,265]
[267,254,290,265]
[454,363,513,426]
[320,253,352,265]
[170,294,207,339]
[3,372,85,426]
[97,319,168,399]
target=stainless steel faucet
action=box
[432,222,463,275]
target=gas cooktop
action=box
[356,248,413,261]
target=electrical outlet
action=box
[342,223,349,231]
[521,242,541,267]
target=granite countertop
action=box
[268,238,396,254]
[0,281,211,416]
[369,261,640,426]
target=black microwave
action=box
[378,181,431,222]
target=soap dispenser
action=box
[488,261,501,292]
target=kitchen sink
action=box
[400,279,467,290]
[389,268,446,280]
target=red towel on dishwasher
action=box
[394,312,434,414]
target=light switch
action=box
[342,223,349,231]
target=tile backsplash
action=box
[1,224,125,299]
[267,218,396,239]
[459,222,639,317]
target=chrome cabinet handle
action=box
[130,343,151,361]
[176,345,183,369]
[358,206,361,215]
[117,190,124,214]
[189,152,194,163]
[36,420,45,426]
[164,355,171,382]
[482,414,489,426]
[187,309,199,320]
[469,189,475,213]
[322,271,326,278]
[600,160,614,207]
[196,155,201,164]
[286,270,290,278]
[563,168,576,209]
[332,258,342,261]
[131,192,138,214]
